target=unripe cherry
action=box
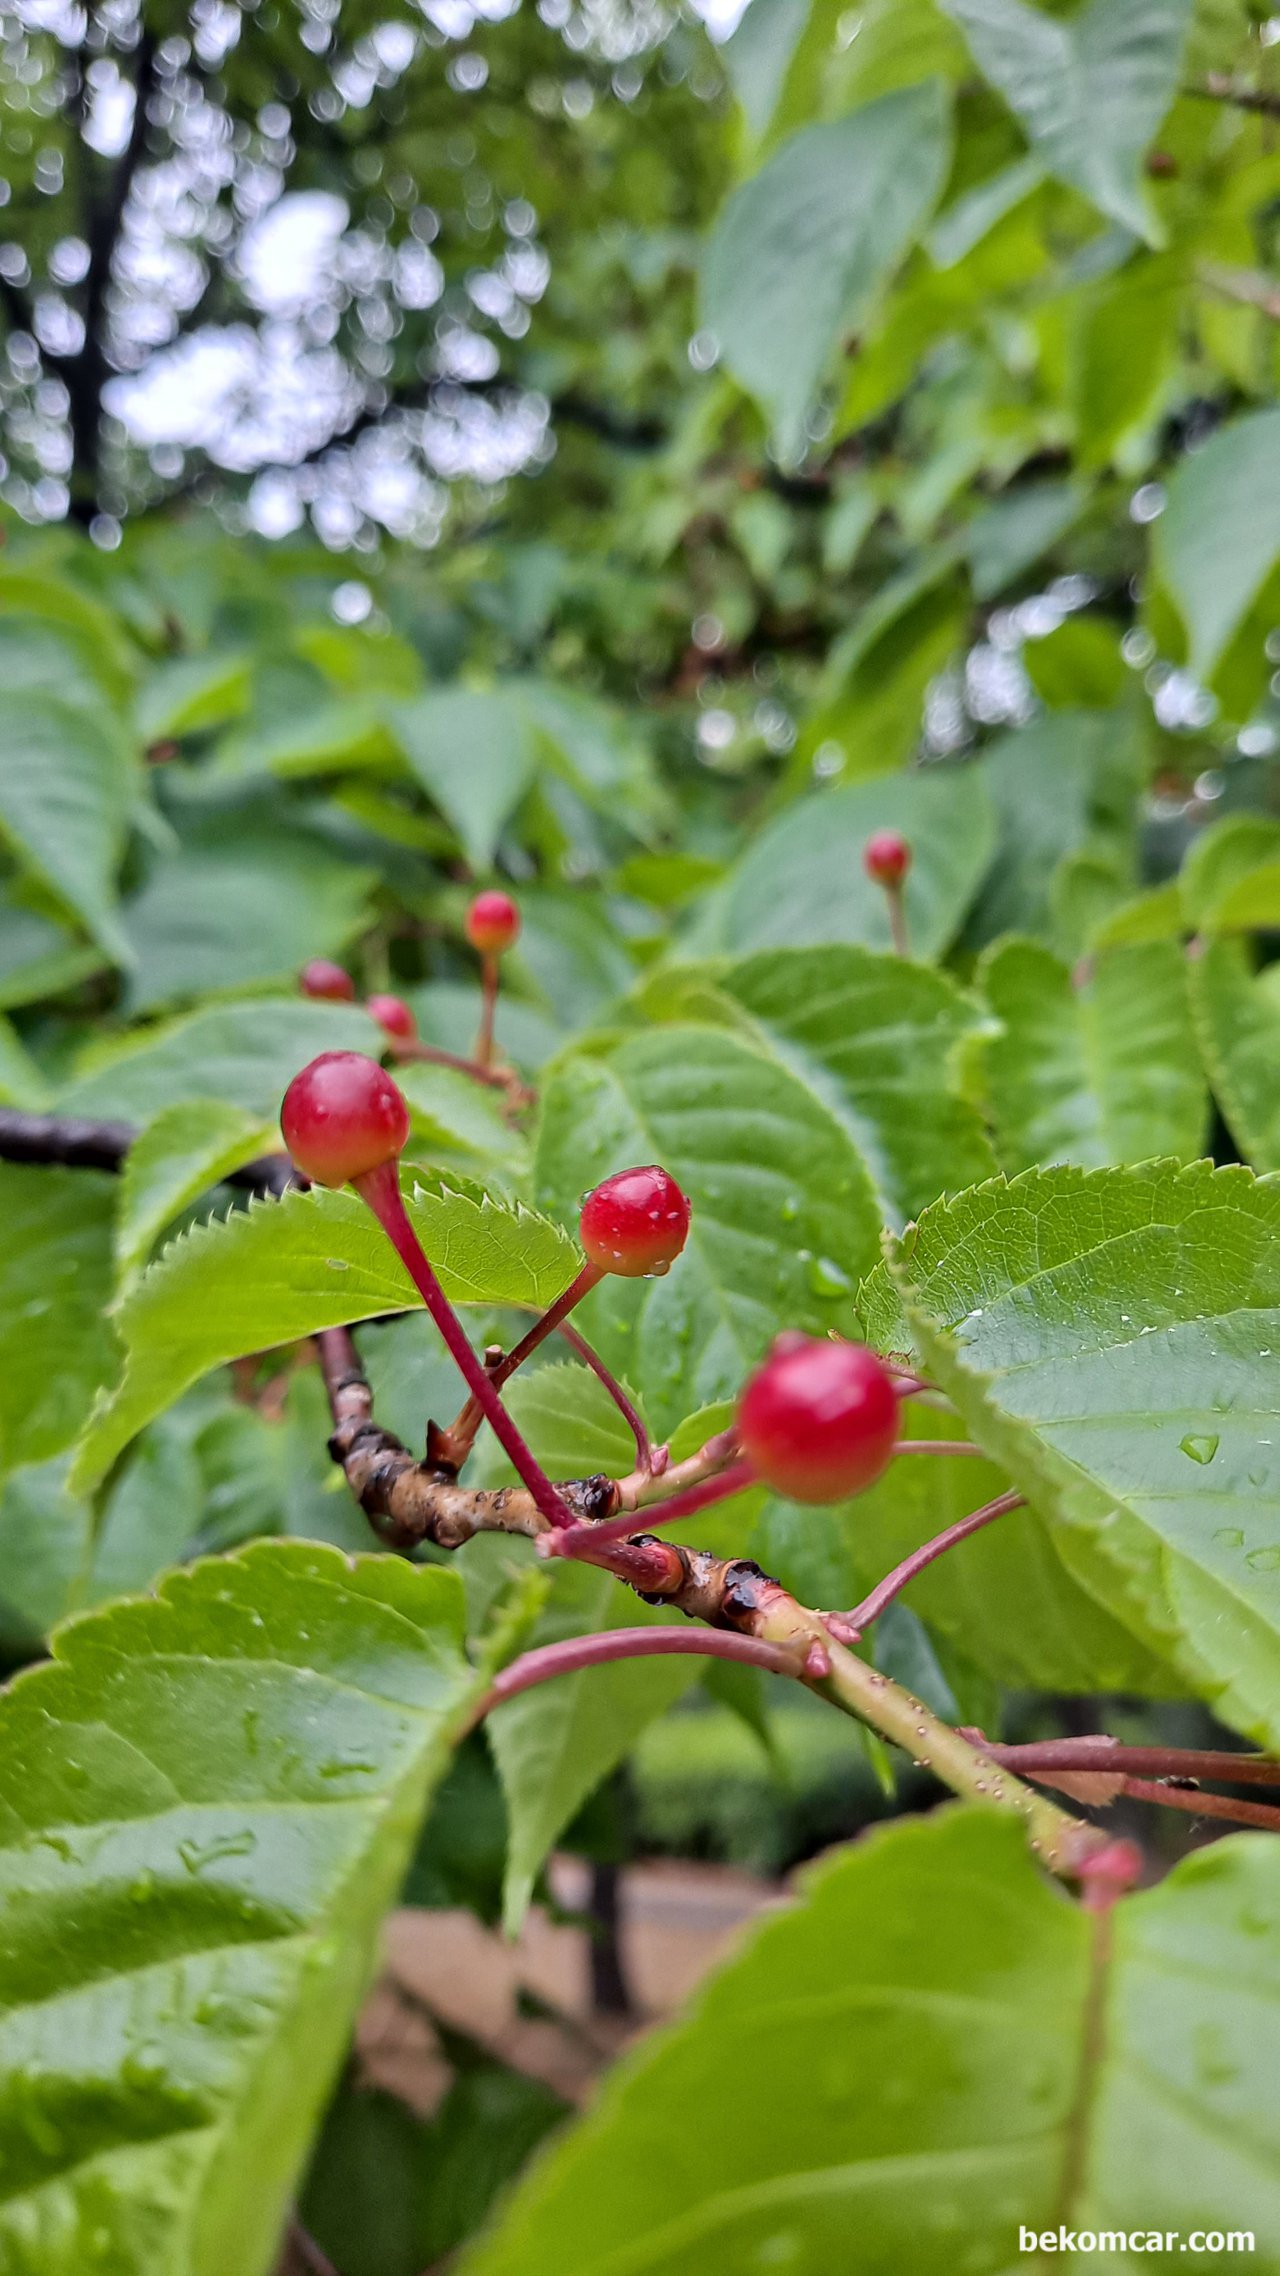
[737,1333,899,1504]
[368,991,417,1042]
[281,1052,410,1189]
[299,957,355,1002]
[466,890,520,956]
[863,831,911,888]
[579,1165,691,1279]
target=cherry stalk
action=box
[436,1163,689,1468]
[863,830,912,957]
[281,1051,570,1527]
[466,889,520,1068]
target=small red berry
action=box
[863,831,911,888]
[368,992,417,1042]
[281,1052,410,1188]
[466,890,520,956]
[579,1165,691,1279]
[737,1333,899,1503]
[299,958,355,1003]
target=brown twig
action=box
[316,1326,612,1551]
[1186,73,1280,119]
[0,1106,296,1193]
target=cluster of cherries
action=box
[298,888,522,1047]
[281,1045,900,1511]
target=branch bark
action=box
[0,1106,294,1193]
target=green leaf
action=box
[706,945,997,1226]
[462,1810,1280,2274]
[0,567,135,706]
[301,2064,567,2276]
[0,896,107,1012]
[137,651,253,742]
[533,1026,882,1435]
[973,709,1143,946]
[1154,406,1280,681]
[965,477,1086,601]
[0,613,118,714]
[796,573,966,781]
[0,1012,52,1109]
[0,1456,93,1653]
[881,1161,1280,1746]
[1090,878,1184,949]
[58,998,385,1123]
[939,0,1193,242]
[501,1361,639,1483]
[489,1561,699,1933]
[1188,936,1280,1170]
[396,1060,529,1184]
[705,766,997,962]
[701,83,952,461]
[1022,617,1128,711]
[0,1164,118,1474]
[390,689,536,870]
[0,1538,478,2276]
[116,1100,278,1286]
[721,0,814,145]
[1072,252,1185,470]
[975,936,1206,1170]
[121,821,374,1014]
[243,698,399,779]
[928,151,1045,267]
[0,696,136,962]
[1180,813,1280,934]
[72,1177,580,1492]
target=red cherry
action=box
[299,958,355,1002]
[737,1334,899,1503]
[579,1165,691,1279]
[863,831,911,888]
[281,1052,410,1189]
[466,890,520,956]
[368,992,417,1042]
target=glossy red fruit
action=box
[299,957,355,1002]
[368,992,417,1042]
[738,1333,899,1503]
[863,831,911,888]
[465,889,520,956]
[281,1052,410,1188]
[579,1165,691,1279]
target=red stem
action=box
[491,1262,603,1389]
[390,1038,512,1094]
[557,1318,651,1468]
[352,1161,570,1527]
[468,1625,798,1726]
[1118,1780,1280,1833]
[970,1740,1280,1786]
[545,1459,758,1559]
[841,1489,1025,1633]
